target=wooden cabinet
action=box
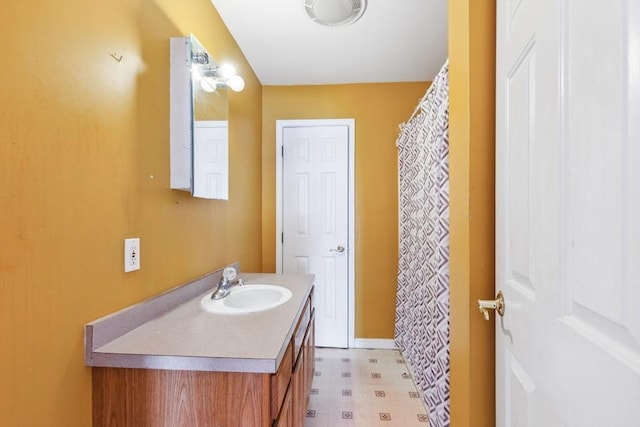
[304,314,315,407]
[271,343,294,419]
[291,350,305,427]
[274,382,293,427]
[292,312,315,427]
[279,295,315,427]
[92,295,315,427]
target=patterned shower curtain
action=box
[394,60,450,427]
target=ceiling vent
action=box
[304,0,367,27]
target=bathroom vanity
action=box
[85,268,315,427]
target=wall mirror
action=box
[170,35,241,200]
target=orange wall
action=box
[0,1,262,425]
[0,0,496,424]
[261,83,430,338]
[448,0,496,425]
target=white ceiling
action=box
[211,0,448,86]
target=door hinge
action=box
[281,146,284,157]
[281,233,284,244]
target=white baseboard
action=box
[350,338,397,349]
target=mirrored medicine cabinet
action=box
[170,35,230,200]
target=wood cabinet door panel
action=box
[271,343,293,419]
[274,384,294,427]
[92,367,270,427]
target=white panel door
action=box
[282,125,349,348]
[193,120,228,200]
[496,0,640,425]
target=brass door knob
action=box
[478,291,505,320]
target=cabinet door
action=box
[292,351,306,427]
[271,344,293,419]
[275,383,293,427]
[304,314,315,405]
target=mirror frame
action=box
[169,35,229,200]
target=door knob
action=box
[330,245,345,253]
[478,291,505,320]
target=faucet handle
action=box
[223,266,237,281]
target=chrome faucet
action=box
[211,267,244,300]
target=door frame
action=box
[275,119,356,348]
[448,0,496,425]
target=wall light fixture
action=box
[198,63,245,93]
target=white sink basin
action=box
[200,284,292,314]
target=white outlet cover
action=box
[124,238,140,273]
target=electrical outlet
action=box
[124,238,140,273]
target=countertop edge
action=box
[87,353,278,373]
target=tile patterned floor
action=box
[305,347,430,426]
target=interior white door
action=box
[282,124,349,348]
[495,1,640,425]
[193,120,228,199]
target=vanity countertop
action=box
[85,271,314,374]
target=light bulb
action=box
[226,75,245,92]
[200,77,217,93]
[218,63,236,79]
